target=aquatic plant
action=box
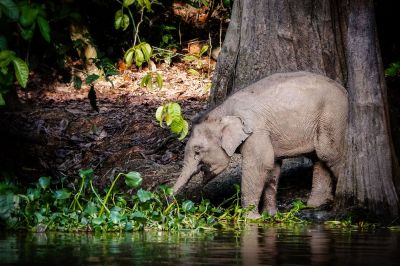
[0,169,307,232]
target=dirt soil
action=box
[0,60,212,190]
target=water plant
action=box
[0,169,307,233]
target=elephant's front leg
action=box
[261,162,281,215]
[240,133,275,219]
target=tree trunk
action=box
[209,0,399,218]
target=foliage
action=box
[140,71,163,89]
[124,42,152,67]
[0,170,308,232]
[0,50,29,105]
[183,44,209,76]
[156,102,189,140]
[385,61,400,77]
[261,200,308,224]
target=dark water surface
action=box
[1,225,399,265]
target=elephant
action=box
[172,71,348,219]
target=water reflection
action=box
[0,225,399,265]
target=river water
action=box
[1,224,399,265]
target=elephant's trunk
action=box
[173,156,200,195]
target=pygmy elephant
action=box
[173,71,348,219]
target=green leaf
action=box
[124,48,135,66]
[140,73,151,88]
[92,216,105,225]
[0,192,18,219]
[79,168,94,179]
[169,117,184,135]
[135,49,144,67]
[182,200,195,212]
[166,102,181,118]
[123,0,135,7]
[124,171,142,188]
[183,55,197,61]
[159,184,173,196]
[223,0,231,7]
[114,10,129,31]
[54,189,71,200]
[85,74,99,84]
[143,0,152,11]
[37,16,51,43]
[155,105,164,126]
[84,201,97,216]
[38,176,50,189]
[0,36,7,50]
[200,45,209,56]
[110,207,121,224]
[131,210,147,222]
[0,0,19,20]
[140,42,152,62]
[187,68,200,76]
[12,57,29,88]
[0,50,15,68]
[20,24,35,41]
[137,188,152,202]
[20,5,39,27]
[0,92,5,106]
[27,188,41,201]
[156,72,163,88]
[178,119,189,140]
[73,76,82,89]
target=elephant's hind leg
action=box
[307,161,333,207]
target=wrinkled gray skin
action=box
[173,72,348,219]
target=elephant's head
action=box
[173,115,252,194]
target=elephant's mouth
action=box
[200,164,217,184]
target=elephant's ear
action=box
[220,116,252,156]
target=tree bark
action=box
[209,0,399,218]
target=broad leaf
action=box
[166,102,181,118]
[0,92,5,106]
[79,168,94,179]
[114,10,129,31]
[137,188,152,202]
[131,211,147,222]
[19,5,39,27]
[178,119,189,140]
[73,76,82,89]
[0,50,15,68]
[54,189,71,200]
[27,188,41,201]
[182,200,195,212]
[123,0,135,7]
[156,72,163,88]
[124,171,142,188]
[12,57,29,88]
[37,16,51,43]
[84,201,97,216]
[140,42,152,62]
[169,117,184,135]
[182,55,197,61]
[134,49,144,67]
[200,45,209,56]
[0,192,19,219]
[85,74,99,84]
[155,105,164,126]
[187,68,200,76]
[0,0,19,20]
[124,48,134,66]
[38,176,50,189]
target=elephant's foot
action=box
[307,193,333,207]
[308,161,333,207]
[245,211,262,220]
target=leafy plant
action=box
[385,61,400,77]
[124,42,152,67]
[140,71,163,89]
[156,102,189,140]
[183,44,209,75]
[0,50,29,105]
